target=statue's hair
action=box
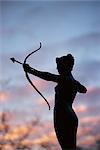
[56,54,74,67]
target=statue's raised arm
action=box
[23,63,59,82]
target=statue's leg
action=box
[55,125,77,149]
[54,108,78,150]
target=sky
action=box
[0,0,100,149]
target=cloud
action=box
[74,86,100,118]
[79,60,100,85]
[75,86,100,104]
[85,87,100,105]
[78,134,100,148]
[0,109,100,149]
[0,76,55,121]
[68,32,100,48]
[80,116,100,125]
[74,104,87,114]
[1,43,57,82]
[33,132,57,147]
[77,116,100,147]
[12,78,54,100]
[4,125,31,141]
[0,84,32,103]
[0,91,10,102]
[85,105,100,117]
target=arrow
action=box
[10,57,22,65]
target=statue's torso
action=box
[55,74,78,107]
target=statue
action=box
[23,54,87,149]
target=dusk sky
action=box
[0,1,100,149]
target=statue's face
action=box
[56,57,74,75]
[57,63,73,75]
[56,65,64,75]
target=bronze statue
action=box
[23,53,87,149]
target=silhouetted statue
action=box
[23,54,87,150]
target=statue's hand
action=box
[23,64,30,72]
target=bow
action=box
[10,42,50,110]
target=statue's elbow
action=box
[83,88,87,93]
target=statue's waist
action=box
[54,101,72,108]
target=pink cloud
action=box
[77,116,100,148]
[75,86,100,107]
[74,104,87,114]
[80,116,100,125]
[87,86,100,94]
[0,91,10,102]
[78,134,100,148]
[22,78,54,98]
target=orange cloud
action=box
[0,111,99,149]
[0,144,14,150]
[4,125,36,141]
[74,104,87,113]
[33,131,56,145]
[0,91,10,102]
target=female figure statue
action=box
[23,54,87,149]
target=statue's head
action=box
[56,54,74,75]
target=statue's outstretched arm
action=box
[23,64,59,83]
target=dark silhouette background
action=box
[23,54,87,150]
